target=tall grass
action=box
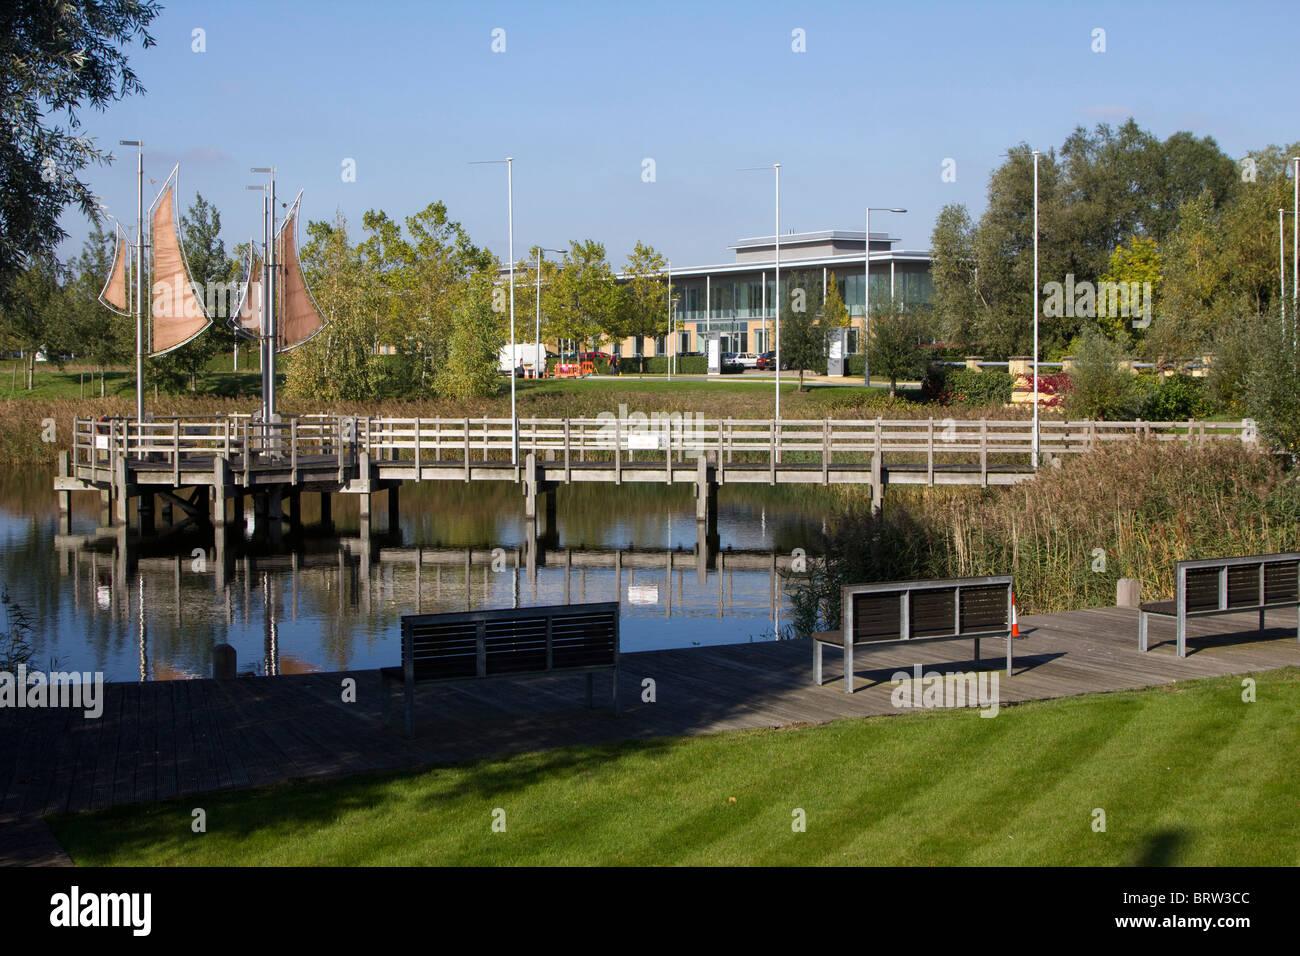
[790,441,1300,633]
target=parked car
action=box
[756,351,790,371]
[735,352,759,369]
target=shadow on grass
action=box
[1133,829,1186,866]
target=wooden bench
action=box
[1138,553,1300,657]
[381,602,620,736]
[813,575,1014,693]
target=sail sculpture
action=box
[273,191,326,351]
[227,189,326,352]
[97,223,132,316]
[230,244,263,338]
[148,166,212,355]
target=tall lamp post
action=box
[666,258,673,382]
[471,157,517,465]
[862,206,907,386]
[1032,149,1041,469]
[247,166,277,422]
[740,164,781,419]
[119,140,144,422]
[534,247,565,377]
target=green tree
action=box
[434,275,504,399]
[779,270,825,391]
[0,256,64,388]
[822,273,849,327]
[1097,235,1162,342]
[285,212,387,401]
[1066,326,1133,419]
[543,240,619,353]
[619,241,667,370]
[0,0,161,302]
[868,303,930,397]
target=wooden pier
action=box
[2,604,1297,865]
[54,414,1252,536]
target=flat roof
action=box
[729,230,898,249]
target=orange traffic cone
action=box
[1011,591,1020,637]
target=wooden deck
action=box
[2,604,1297,863]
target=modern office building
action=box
[622,229,933,358]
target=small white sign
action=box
[627,432,663,450]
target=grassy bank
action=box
[792,441,1300,626]
[48,668,1300,866]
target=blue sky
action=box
[65,0,1299,268]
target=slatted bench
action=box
[382,601,620,736]
[1138,553,1300,657]
[813,575,1014,693]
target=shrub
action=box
[923,365,1015,406]
[1139,373,1209,421]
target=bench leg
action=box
[1176,612,1187,659]
[611,667,620,715]
[1139,611,1149,652]
[974,636,980,665]
[843,641,854,694]
[813,640,822,686]
[1006,635,1012,677]
[1259,608,1266,631]
[404,677,414,738]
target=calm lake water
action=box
[4,471,837,682]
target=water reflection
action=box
[10,472,833,682]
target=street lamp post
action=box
[862,207,907,386]
[667,258,672,382]
[119,140,144,422]
[471,157,517,465]
[740,164,782,418]
[1032,149,1041,469]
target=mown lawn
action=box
[48,668,1300,866]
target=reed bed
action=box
[791,441,1300,633]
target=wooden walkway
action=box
[2,605,1297,863]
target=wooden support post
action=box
[57,450,71,519]
[927,419,935,487]
[114,455,128,525]
[464,416,471,482]
[696,454,708,523]
[524,452,537,518]
[871,420,883,513]
[979,420,988,488]
[387,484,399,533]
[614,418,622,485]
[414,417,421,480]
[564,419,572,484]
[288,490,301,531]
[822,419,830,485]
[320,491,332,528]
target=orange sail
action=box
[275,191,326,351]
[98,225,131,316]
[229,242,263,339]
[148,165,211,356]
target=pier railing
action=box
[72,414,1256,476]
